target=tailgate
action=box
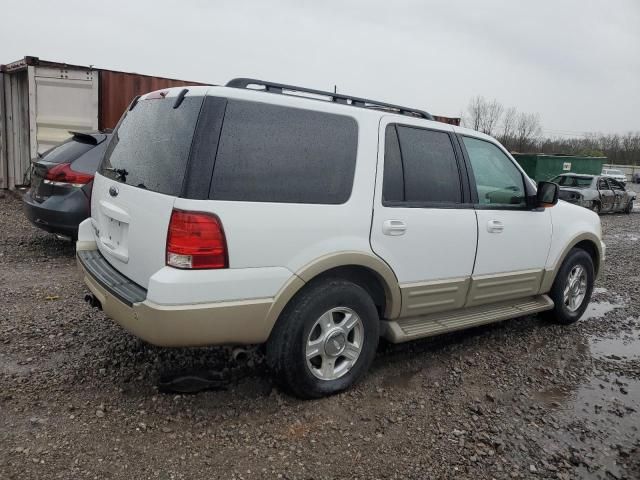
[91,173,175,288]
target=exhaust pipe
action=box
[84,294,102,310]
[231,347,248,363]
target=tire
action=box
[544,248,595,325]
[624,200,633,214]
[266,278,380,399]
[591,201,601,214]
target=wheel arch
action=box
[540,232,603,293]
[264,252,402,334]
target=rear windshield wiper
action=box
[104,167,128,180]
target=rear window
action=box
[42,138,95,164]
[209,100,358,204]
[100,96,204,196]
[550,175,593,187]
[72,140,109,174]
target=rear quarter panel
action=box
[172,111,380,276]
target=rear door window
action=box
[382,124,462,205]
[609,179,625,191]
[100,96,204,196]
[209,100,358,204]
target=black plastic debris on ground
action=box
[157,369,229,394]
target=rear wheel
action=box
[544,248,594,325]
[267,279,379,398]
[624,200,633,214]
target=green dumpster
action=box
[512,154,606,182]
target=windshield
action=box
[100,96,204,196]
[551,175,593,187]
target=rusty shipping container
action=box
[432,115,461,126]
[0,56,211,188]
[98,70,208,130]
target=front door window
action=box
[462,137,526,207]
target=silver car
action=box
[601,168,627,184]
[551,174,635,214]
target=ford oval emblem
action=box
[109,185,119,197]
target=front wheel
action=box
[266,279,379,398]
[591,201,601,214]
[544,248,594,325]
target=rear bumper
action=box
[23,190,88,237]
[77,249,275,347]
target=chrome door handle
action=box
[382,220,407,236]
[487,220,504,233]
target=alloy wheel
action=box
[563,265,587,312]
[305,307,364,381]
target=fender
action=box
[539,232,603,293]
[264,251,402,330]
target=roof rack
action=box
[226,78,434,120]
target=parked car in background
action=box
[601,168,627,184]
[77,80,604,399]
[551,173,635,214]
[632,172,640,184]
[23,131,112,239]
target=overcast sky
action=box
[3,0,639,135]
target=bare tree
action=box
[464,95,485,131]
[463,94,640,164]
[538,132,640,164]
[514,112,541,152]
[464,96,504,136]
[499,106,518,148]
[479,99,504,136]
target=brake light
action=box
[166,210,228,269]
[44,163,93,187]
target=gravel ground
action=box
[1,188,639,480]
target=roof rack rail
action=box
[226,78,434,120]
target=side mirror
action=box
[537,181,559,207]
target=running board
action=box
[381,295,554,343]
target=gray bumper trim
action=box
[78,250,147,306]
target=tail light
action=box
[166,209,228,269]
[45,163,93,187]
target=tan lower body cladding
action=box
[399,269,545,317]
[382,295,553,342]
[388,269,551,343]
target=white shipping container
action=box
[0,60,98,189]
[0,72,6,189]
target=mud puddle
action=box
[589,327,640,360]
[582,299,626,320]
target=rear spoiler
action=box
[68,131,108,145]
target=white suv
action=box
[77,79,604,398]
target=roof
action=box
[512,153,607,159]
[556,173,594,178]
